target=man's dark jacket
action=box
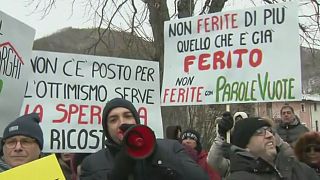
[276,117,309,146]
[227,147,319,180]
[80,139,209,180]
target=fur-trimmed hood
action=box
[295,131,320,165]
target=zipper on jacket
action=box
[274,166,284,179]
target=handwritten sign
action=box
[0,154,65,180]
[161,1,301,106]
[0,11,35,134]
[21,50,163,152]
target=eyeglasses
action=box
[3,138,37,149]
[253,126,274,136]
[305,144,320,153]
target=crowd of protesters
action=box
[1,100,320,180]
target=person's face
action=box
[304,145,320,164]
[281,107,294,123]
[181,138,197,149]
[107,107,137,144]
[246,126,277,163]
[2,135,40,167]
[60,153,73,162]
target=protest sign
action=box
[21,50,163,152]
[0,154,65,180]
[161,1,301,106]
[0,11,35,133]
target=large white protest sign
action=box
[21,51,163,152]
[161,1,301,106]
[0,11,35,134]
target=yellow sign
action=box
[0,154,65,180]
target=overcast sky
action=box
[1,0,317,47]
[1,0,93,39]
[0,1,276,39]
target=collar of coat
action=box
[229,145,293,178]
[279,117,300,128]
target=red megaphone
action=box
[123,125,156,159]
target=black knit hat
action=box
[102,98,140,144]
[232,117,271,148]
[2,113,43,149]
[181,129,202,153]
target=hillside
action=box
[33,27,155,60]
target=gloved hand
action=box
[109,148,136,180]
[108,124,137,180]
[218,112,234,138]
[221,142,232,159]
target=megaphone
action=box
[123,124,156,159]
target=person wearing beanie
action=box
[181,129,202,153]
[80,98,209,180]
[233,112,248,122]
[227,117,318,180]
[0,113,43,172]
[181,129,221,180]
[231,117,272,149]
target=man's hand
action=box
[109,149,136,180]
[218,112,234,138]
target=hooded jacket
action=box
[227,146,319,180]
[294,131,320,177]
[80,98,209,180]
[81,139,210,180]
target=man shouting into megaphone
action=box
[80,98,209,180]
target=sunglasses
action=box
[305,144,320,153]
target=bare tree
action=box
[26,0,320,149]
[262,0,320,52]
[26,0,320,67]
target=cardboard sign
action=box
[161,1,301,106]
[0,154,65,180]
[0,11,35,133]
[21,50,163,152]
